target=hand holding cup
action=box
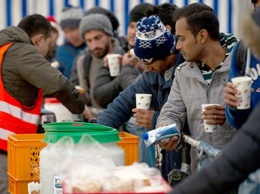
[201,104,225,132]
[223,82,241,108]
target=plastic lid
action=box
[42,122,121,144]
[141,133,148,140]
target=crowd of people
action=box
[0,1,260,194]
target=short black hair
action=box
[146,3,178,34]
[173,3,219,40]
[18,14,52,39]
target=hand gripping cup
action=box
[201,104,220,132]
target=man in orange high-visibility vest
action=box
[0,14,92,194]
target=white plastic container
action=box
[44,98,73,122]
[142,123,179,146]
[40,122,124,194]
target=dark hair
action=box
[173,3,219,40]
[18,14,52,39]
[146,3,178,34]
[129,3,153,23]
[251,0,257,4]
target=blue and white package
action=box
[141,123,180,147]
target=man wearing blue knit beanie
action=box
[134,15,178,67]
[97,15,185,181]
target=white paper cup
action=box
[107,54,121,77]
[201,104,220,132]
[231,76,252,109]
[136,94,152,110]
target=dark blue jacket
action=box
[171,102,260,194]
[97,53,184,129]
[55,40,86,79]
[225,41,260,129]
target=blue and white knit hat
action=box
[134,15,177,63]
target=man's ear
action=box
[165,25,172,33]
[197,29,208,44]
[31,34,44,46]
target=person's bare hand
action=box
[158,136,179,151]
[134,61,145,71]
[132,108,154,129]
[201,104,226,125]
[122,52,138,67]
[82,105,92,120]
[103,56,109,68]
[223,82,241,108]
[224,82,254,109]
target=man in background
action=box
[71,13,124,116]
[55,6,86,79]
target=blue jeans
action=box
[161,149,182,181]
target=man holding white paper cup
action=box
[201,104,225,133]
[156,3,237,173]
[70,13,124,114]
[97,15,185,181]
[93,3,153,108]
[224,5,260,129]
[167,4,260,194]
[223,6,260,193]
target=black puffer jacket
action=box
[170,103,260,194]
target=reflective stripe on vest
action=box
[0,101,39,124]
[0,42,43,151]
[0,128,15,140]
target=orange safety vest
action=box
[0,42,43,151]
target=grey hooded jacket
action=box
[157,54,237,172]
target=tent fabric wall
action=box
[0,0,247,43]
